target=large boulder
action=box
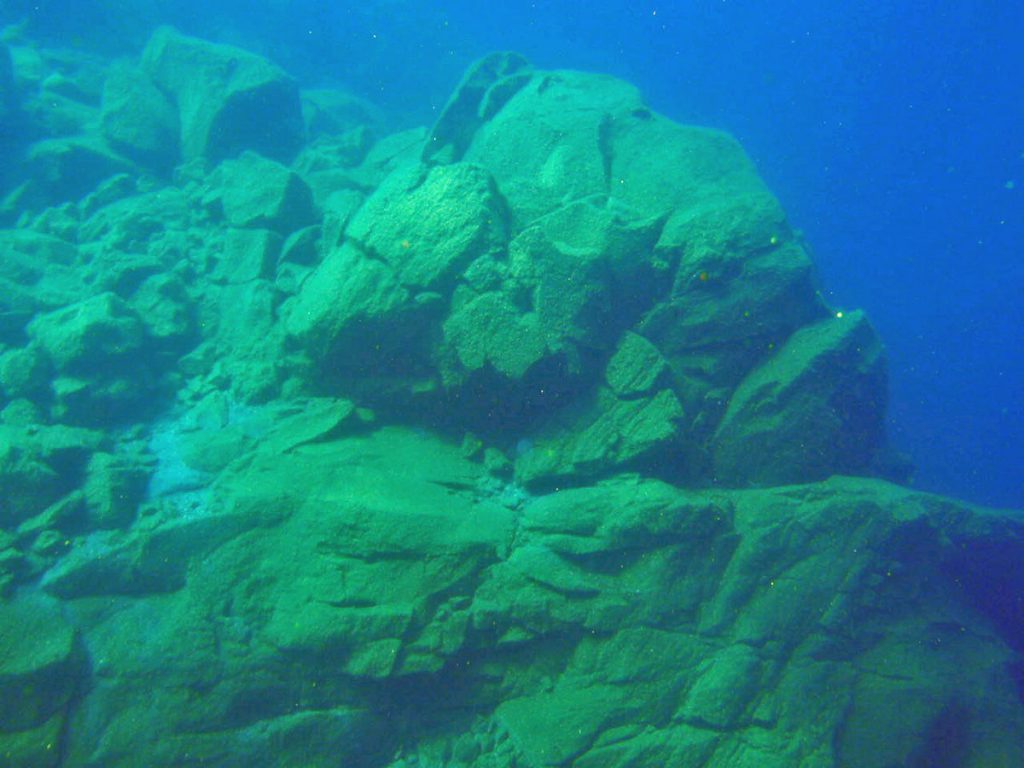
[99,62,179,172]
[0,593,83,742]
[28,291,144,373]
[27,292,156,424]
[287,161,507,390]
[141,26,303,164]
[284,57,886,482]
[712,309,887,486]
[24,135,134,203]
[37,426,1024,767]
[215,151,316,235]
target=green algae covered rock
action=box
[141,26,303,163]
[514,386,685,490]
[2,38,1017,768]
[0,438,61,527]
[0,422,105,527]
[712,309,886,486]
[346,162,508,293]
[82,450,151,529]
[285,55,865,486]
[99,63,179,173]
[0,593,82,733]
[26,291,156,424]
[28,292,144,373]
[286,161,507,386]
[216,151,315,234]
[605,331,672,398]
[25,135,134,203]
[214,228,281,284]
[462,69,645,230]
[22,419,1024,768]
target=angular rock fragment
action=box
[100,63,179,172]
[712,309,887,486]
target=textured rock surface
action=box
[99,63,179,172]
[0,36,1020,768]
[141,26,303,163]
[712,309,887,486]
[25,427,1024,767]
[0,593,82,748]
[217,151,316,233]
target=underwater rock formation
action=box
[0,30,1020,768]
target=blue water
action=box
[6,0,1022,508]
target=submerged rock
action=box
[216,151,315,234]
[141,26,303,164]
[31,427,1024,767]
[0,34,1017,767]
[99,62,179,173]
[0,593,83,736]
[712,309,887,486]
[25,135,134,202]
[286,55,873,487]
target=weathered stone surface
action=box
[0,229,83,341]
[638,193,823,392]
[25,135,133,203]
[438,197,666,409]
[291,151,507,388]
[515,386,685,489]
[28,291,144,372]
[0,593,82,732]
[605,331,671,397]
[141,26,303,163]
[82,450,151,529]
[13,416,1022,767]
[285,241,426,381]
[462,69,645,229]
[0,345,51,400]
[712,309,887,487]
[442,288,548,381]
[0,422,104,527]
[215,228,281,284]
[258,397,362,454]
[208,279,288,403]
[424,51,531,165]
[99,63,179,172]
[217,151,315,234]
[127,272,194,345]
[0,713,64,768]
[40,507,250,599]
[0,438,61,527]
[346,162,507,292]
[0,40,1015,768]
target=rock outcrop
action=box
[0,33,1019,768]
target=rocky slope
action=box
[0,26,1020,768]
